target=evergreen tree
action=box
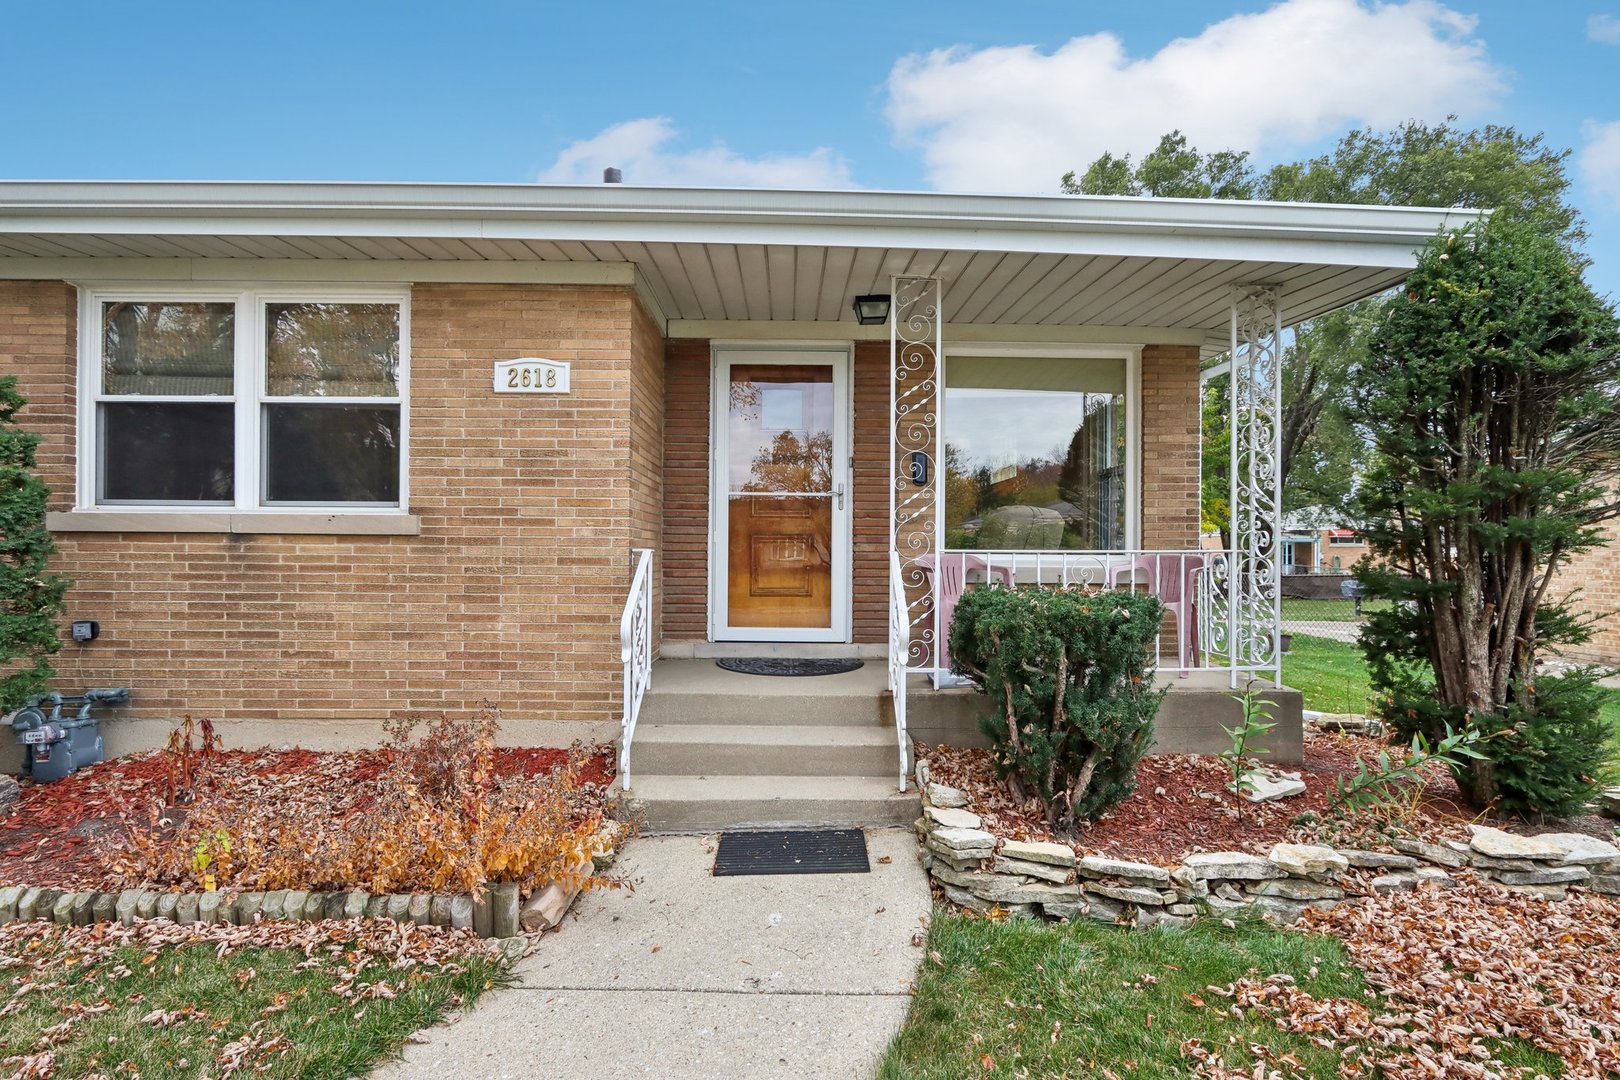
[1351,219,1620,816]
[0,376,68,712]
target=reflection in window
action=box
[264,405,401,504]
[265,303,400,397]
[944,356,1127,550]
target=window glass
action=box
[263,405,401,504]
[265,303,399,397]
[101,302,235,396]
[100,403,234,502]
[944,356,1127,550]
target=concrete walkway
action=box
[376,828,929,1080]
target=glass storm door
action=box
[712,350,851,641]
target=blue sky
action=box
[4,0,1618,297]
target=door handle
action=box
[833,483,845,510]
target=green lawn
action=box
[882,910,1564,1079]
[1281,633,1375,715]
[0,924,509,1079]
[1281,634,1620,773]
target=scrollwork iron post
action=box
[891,276,941,671]
[1228,285,1284,684]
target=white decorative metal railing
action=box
[923,548,1259,680]
[890,275,941,674]
[1229,285,1285,685]
[888,549,911,793]
[617,547,654,791]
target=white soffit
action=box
[0,181,1482,335]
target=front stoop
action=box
[619,660,919,832]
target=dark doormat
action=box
[713,828,870,876]
[715,657,864,677]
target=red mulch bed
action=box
[920,733,1496,864]
[0,745,614,890]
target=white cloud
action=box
[1589,14,1620,44]
[538,117,855,188]
[884,0,1506,192]
[1580,119,1620,208]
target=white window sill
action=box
[46,511,421,536]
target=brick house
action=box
[0,182,1477,826]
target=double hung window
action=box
[83,289,407,510]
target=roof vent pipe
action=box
[603,167,622,184]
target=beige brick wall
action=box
[4,280,649,740]
[1553,510,1620,665]
[1140,344,1202,552]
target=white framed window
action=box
[77,286,409,512]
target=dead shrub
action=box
[105,703,616,898]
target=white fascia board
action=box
[0,257,638,285]
[668,319,1207,347]
[0,181,1485,269]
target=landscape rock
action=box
[282,891,308,921]
[0,776,19,814]
[1078,856,1170,886]
[1391,838,1471,868]
[156,893,179,921]
[1499,882,1569,901]
[366,895,389,918]
[926,782,968,808]
[1310,714,1384,736]
[1083,881,1168,906]
[0,885,22,922]
[51,892,77,925]
[939,883,995,913]
[1487,866,1589,886]
[932,866,1080,905]
[1467,825,1564,861]
[136,890,160,919]
[1597,787,1620,819]
[176,894,200,925]
[115,890,141,924]
[924,806,983,830]
[199,891,222,924]
[261,891,287,920]
[1529,832,1620,866]
[993,856,1073,884]
[1340,850,1418,870]
[1267,843,1348,877]
[1587,874,1620,895]
[1414,867,1459,889]
[237,892,264,923]
[1135,908,1193,930]
[999,839,1076,868]
[929,826,998,854]
[1249,878,1345,901]
[91,893,116,924]
[343,891,369,920]
[16,888,44,921]
[1234,768,1306,803]
[1182,852,1286,881]
[1251,895,1310,923]
[302,893,327,921]
[386,894,411,923]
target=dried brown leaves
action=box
[0,916,498,1079]
[1189,883,1620,1079]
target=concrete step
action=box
[631,724,900,778]
[621,774,920,833]
[640,660,888,727]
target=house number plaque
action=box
[493,358,570,394]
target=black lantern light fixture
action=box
[851,294,892,326]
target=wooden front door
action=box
[712,349,851,641]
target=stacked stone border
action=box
[0,878,585,945]
[915,767,1620,928]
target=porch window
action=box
[85,289,406,510]
[943,355,1128,550]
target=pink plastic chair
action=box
[916,553,1013,677]
[1107,554,1208,675]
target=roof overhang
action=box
[0,181,1484,351]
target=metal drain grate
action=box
[713,828,870,876]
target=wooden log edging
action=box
[0,881,584,944]
[913,761,1620,928]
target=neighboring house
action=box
[1280,510,1370,575]
[1550,507,1620,666]
[0,181,1477,825]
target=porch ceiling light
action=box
[852,294,891,326]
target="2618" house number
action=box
[493,358,571,395]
